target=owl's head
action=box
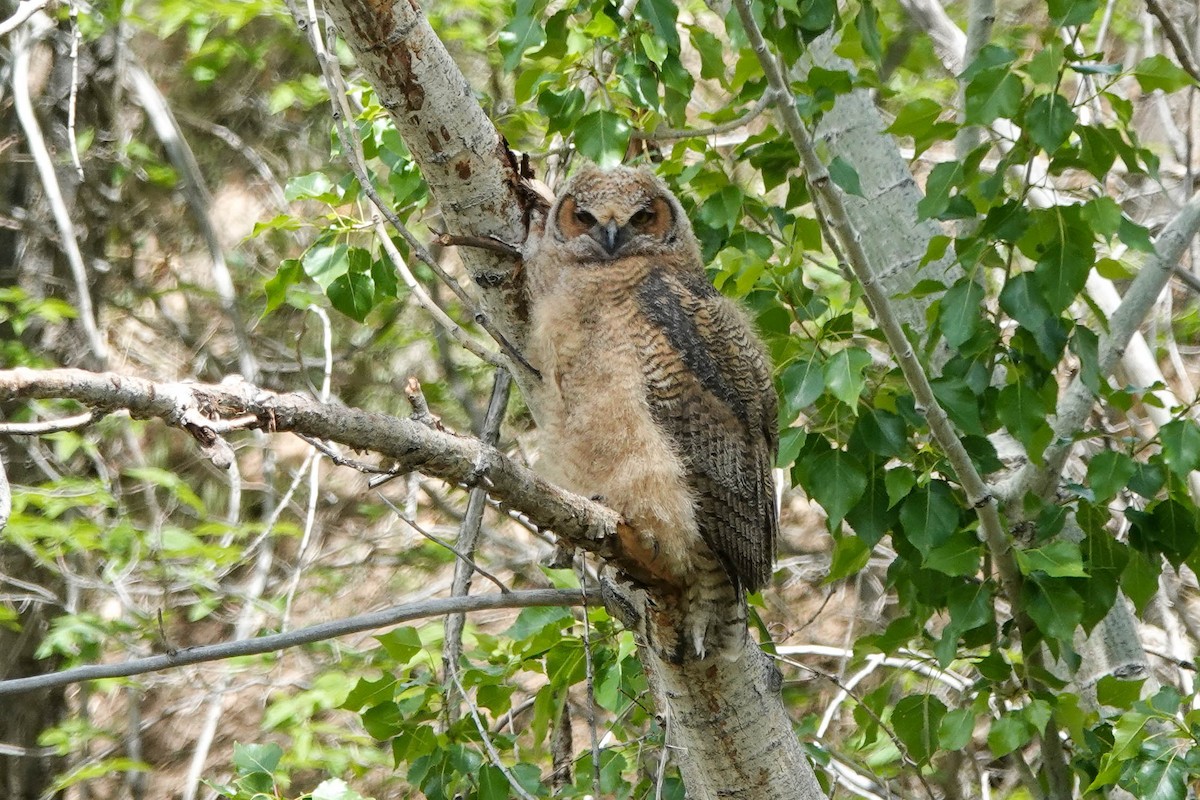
[545,164,696,261]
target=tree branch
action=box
[998,190,1200,506]
[0,589,590,697]
[0,367,674,580]
[1144,0,1200,83]
[732,0,1020,610]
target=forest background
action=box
[1,0,1199,797]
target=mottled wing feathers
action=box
[635,269,778,591]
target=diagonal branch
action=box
[997,190,1200,507]
[730,0,1020,608]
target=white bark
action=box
[321,0,534,361]
[801,36,962,331]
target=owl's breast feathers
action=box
[634,268,779,593]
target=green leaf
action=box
[777,357,825,419]
[477,765,509,800]
[637,0,680,50]
[885,466,916,508]
[1026,578,1083,643]
[232,742,283,776]
[690,28,726,81]
[886,98,957,158]
[805,449,867,527]
[573,111,632,168]
[1015,541,1088,578]
[1132,54,1196,93]
[503,606,573,641]
[1147,500,1199,567]
[1128,753,1189,800]
[1025,93,1077,154]
[537,89,586,134]
[917,160,964,220]
[498,15,546,72]
[964,69,1023,125]
[827,156,864,197]
[938,279,986,348]
[987,713,1033,757]
[824,347,871,409]
[1047,0,1099,26]
[777,427,807,469]
[285,171,339,202]
[302,241,349,290]
[361,701,405,740]
[264,259,303,315]
[845,469,894,546]
[1095,675,1145,708]
[926,531,982,576]
[327,249,375,321]
[939,708,975,750]
[892,694,946,765]
[899,481,959,556]
[1121,549,1161,614]
[996,375,1054,464]
[376,626,423,663]
[853,408,907,457]
[1160,419,1200,478]
[828,533,871,580]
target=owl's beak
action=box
[596,219,622,255]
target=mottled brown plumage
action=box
[525,164,777,659]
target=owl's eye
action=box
[574,208,597,226]
[630,208,654,226]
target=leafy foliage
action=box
[4,0,1200,796]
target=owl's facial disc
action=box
[556,195,674,258]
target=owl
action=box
[524,163,778,660]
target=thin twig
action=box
[633,91,778,142]
[0,409,102,434]
[11,20,107,364]
[579,577,602,797]
[128,62,259,383]
[380,494,511,594]
[449,665,540,800]
[282,305,334,630]
[375,218,505,368]
[1144,0,1200,83]
[0,453,10,532]
[0,0,48,37]
[444,369,512,717]
[0,590,592,697]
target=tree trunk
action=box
[319,1,827,795]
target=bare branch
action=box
[11,18,108,364]
[0,0,48,37]
[999,190,1200,506]
[0,589,592,697]
[0,367,636,570]
[0,409,102,434]
[1144,0,1200,83]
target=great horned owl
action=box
[525,163,778,660]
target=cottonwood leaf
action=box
[892,695,946,765]
[806,449,867,527]
[899,481,959,556]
